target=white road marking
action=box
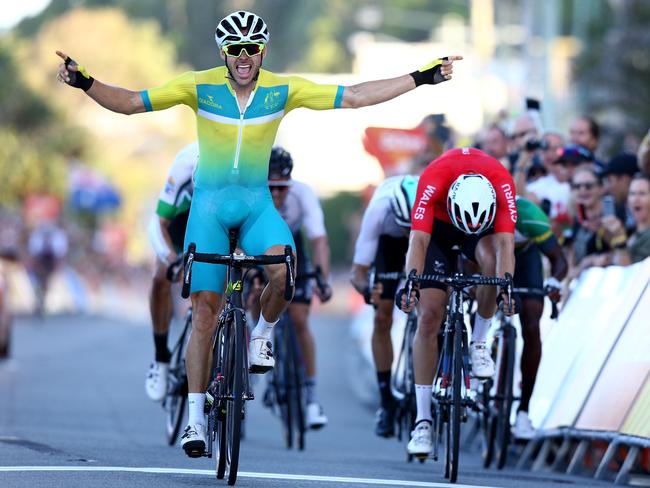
[0,466,495,487]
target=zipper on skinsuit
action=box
[233,90,256,170]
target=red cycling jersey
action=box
[411,148,517,234]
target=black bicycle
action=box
[367,270,419,460]
[480,286,558,470]
[181,230,294,486]
[265,267,328,450]
[402,269,512,484]
[162,259,191,446]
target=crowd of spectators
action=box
[476,103,650,284]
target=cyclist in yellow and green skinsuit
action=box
[56,10,462,457]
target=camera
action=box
[525,139,549,151]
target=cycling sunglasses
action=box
[223,43,265,57]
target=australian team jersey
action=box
[141,67,344,189]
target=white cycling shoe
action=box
[513,411,536,440]
[181,423,206,458]
[248,337,274,374]
[306,403,328,430]
[470,342,495,379]
[145,362,169,401]
[407,421,433,456]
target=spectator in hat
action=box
[556,144,596,179]
[602,153,639,232]
[565,166,617,278]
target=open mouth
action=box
[236,63,252,77]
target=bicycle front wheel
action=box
[224,309,246,486]
[495,325,516,470]
[165,316,191,445]
[446,318,463,483]
[287,321,306,450]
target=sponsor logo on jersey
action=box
[414,184,436,220]
[501,183,517,223]
[198,94,223,110]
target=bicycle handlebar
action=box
[511,286,560,320]
[181,242,295,300]
[408,269,511,290]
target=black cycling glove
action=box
[410,57,448,86]
[65,56,94,91]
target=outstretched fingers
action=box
[55,50,77,84]
[441,55,462,80]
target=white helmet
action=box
[215,11,270,47]
[447,173,496,234]
[390,175,419,228]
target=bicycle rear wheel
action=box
[224,309,245,485]
[165,315,191,445]
[287,321,306,450]
[480,378,496,468]
[495,325,516,470]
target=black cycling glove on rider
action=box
[497,290,522,314]
[64,56,94,91]
[410,57,449,87]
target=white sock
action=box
[188,393,205,427]
[251,313,278,340]
[415,384,433,424]
[472,313,493,343]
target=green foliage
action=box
[15,0,467,73]
[0,38,86,206]
[320,191,364,266]
[0,41,53,130]
[573,0,650,143]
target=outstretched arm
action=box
[56,50,145,115]
[340,56,462,109]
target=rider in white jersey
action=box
[145,142,198,401]
[350,175,418,437]
[247,147,333,429]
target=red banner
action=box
[362,126,427,176]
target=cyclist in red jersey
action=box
[398,147,519,457]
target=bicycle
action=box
[161,259,192,445]
[264,267,328,450]
[480,286,558,470]
[402,269,512,484]
[181,230,294,486]
[367,270,419,461]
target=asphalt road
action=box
[0,312,611,488]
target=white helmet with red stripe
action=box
[447,173,496,234]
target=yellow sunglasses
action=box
[223,43,265,57]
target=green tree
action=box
[573,0,650,148]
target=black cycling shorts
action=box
[292,231,313,305]
[374,234,409,300]
[421,221,493,291]
[514,244,544,302]
[168,210,189,254]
